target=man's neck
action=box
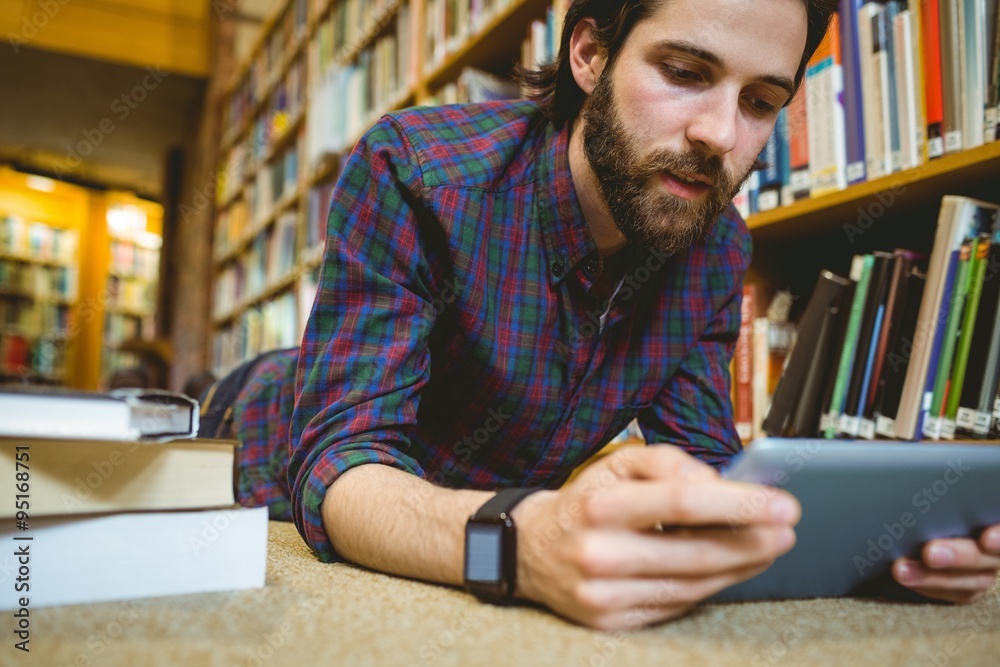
[567,117,627,257]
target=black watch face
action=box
[465,523,504,582]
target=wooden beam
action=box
[2,0,210,77]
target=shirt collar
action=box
[535,120,599,286]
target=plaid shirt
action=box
[291,100,751,562]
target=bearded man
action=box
[288,0,1000,629]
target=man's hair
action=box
[516,0,839,127]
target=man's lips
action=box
[660,170,713,199]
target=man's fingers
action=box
[580,478,800,530]
[586,445,719,483]
[894,558,1000,593]
[922,539,1000,570]
[575,561,777,626]
[572,526,794,578]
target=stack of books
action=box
[761,195,1000,442]
[0,386,267,610]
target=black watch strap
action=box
[470,488,540,521]
[464,487,541,604]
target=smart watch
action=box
[463,487,540,604]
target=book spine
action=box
[876,270,927,436]
[940,0,966,153]
[961,0,987,149]
[857,304,887,439]
[841,0,869,183]
[826,255,873,437]
[884,1,905,172]
[908,0,929,164]
[861,3,890,179]
[943,233,991,437]
[923,243,969,439]
[988,0,1000,140]
[895,196,967,439]
[735,285,755,442]
[807,13,849,196]
[922,0,947,158]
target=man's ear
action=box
[568,18,607,96]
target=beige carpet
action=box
[9,521,1000,666]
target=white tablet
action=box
[710,438,1000,602]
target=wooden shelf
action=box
[213,268,299,326]
[748,142,1000,241]
[214,189,301,267]
[0,251,73,268]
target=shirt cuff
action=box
[295,443,426,562]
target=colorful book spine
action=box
[826,254,874,438]
[922,0,947,158]
[942,233,991,438]
[807,12,849,196]
[921,243,966,439]
[841,0,869,184]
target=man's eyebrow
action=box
[653,39,796,97]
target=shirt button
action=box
[585,258,600,274]
[552,262,565,277]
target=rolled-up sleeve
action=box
[637,213,752,469]
[290,117,436,561]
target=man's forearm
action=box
[321,464,494,586]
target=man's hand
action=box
[892,526,1000,604]
[511,445,799,631]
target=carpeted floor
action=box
[10,521,1000,666]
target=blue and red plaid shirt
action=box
[290,100,751,562]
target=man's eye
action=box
[746,96,777,116]
[661,64,702,83]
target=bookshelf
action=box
[209,0,557,375]
[0,166,165,390]
[102,196,163,382]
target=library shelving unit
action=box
[209,0,556,375]
[0,166,166,390]
[209,0,1000,386]
[102,195,163,381]
[748,141,1000,303]
[0,166,87,386]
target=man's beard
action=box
[581,70,752,256]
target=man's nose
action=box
[684,89,739,158]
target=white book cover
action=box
[894,10,920,169]
[806,50,848,195]
[0,507,268,610]
[962,0,987,149]
[859,3,889,179]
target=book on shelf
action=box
[768,196,1000,442]
[745,0,1000,216]
[0,387,199,441]
[899,196,1000,439]
[956,222,1000,436]
[0,436,236,517]
[0,506,268,610]
[763,270,853,437]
